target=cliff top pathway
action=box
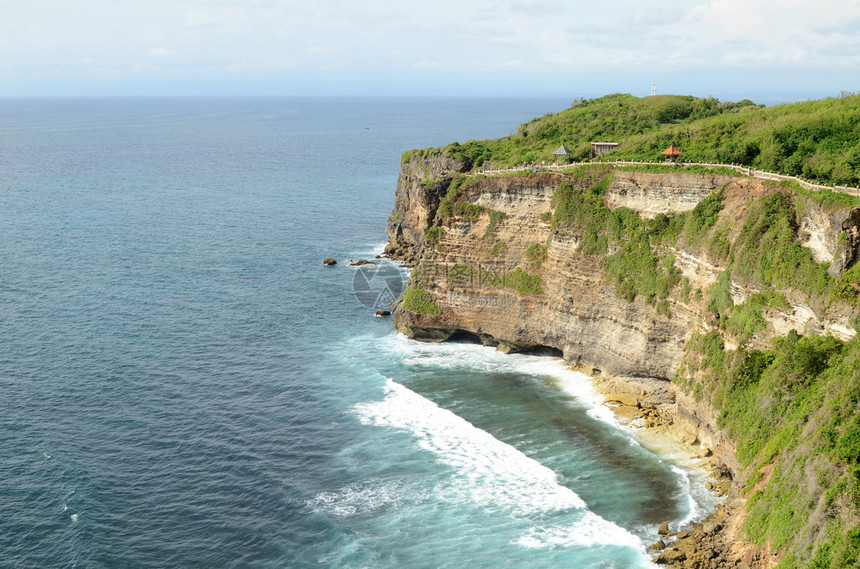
[477,160,860,198]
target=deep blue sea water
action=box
[0,97,717,568]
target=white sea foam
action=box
[380,333,622,430]
[670,465,699,528]
[585,405,620,427]
[70,513,78,524]
[367,242,388,257]
[515,512,644,550]
[348,241,389,261]
[354,378,648,555]
[308,479,421,518]
[348,333,715,547]
[355,378,585,514]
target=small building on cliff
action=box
[590,142,619,158]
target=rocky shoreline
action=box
[586,369,773,569]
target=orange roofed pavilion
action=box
[661,145,682,156]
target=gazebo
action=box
[551,144,572,164]
[661,145,682,162]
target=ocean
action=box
[0,97,717,568]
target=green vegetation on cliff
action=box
[402,287,442,316]
[441,94,736,168]
[442,264,544,296]
[549,171,724,312]
[502,267,543,295]
[525,243,548,268]
[730,191,830,294]
[653,183,860,568]
[409,93,860,187]
[548,167,859,312]
[676,331,860,569]
[541,168,860,566]
[435,176,507,239]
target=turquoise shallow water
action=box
[0,97,715,568]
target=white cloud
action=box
[0,0,859,95]
[508,0,566,16]
[306,44,343,56]
[149,47,178,57]
[411,59,441,70]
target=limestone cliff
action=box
[387,163,856,375]
[394,171,704,379]
[385,156,860,569]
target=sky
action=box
[1,0,859,102]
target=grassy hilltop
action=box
[425,93,860,187]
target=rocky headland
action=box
[384,151,860,569]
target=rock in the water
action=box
[350,259,376,267]
[375,310,391,317]
[323,257,337,265]
[658,522,671,536]
[676,530,691,539]
[649,539,666,553]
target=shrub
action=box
[675,327,859,566]
[453,203,485,219]
[436,176,468,219]
[606,235,680,304]
[424,227,444,245]
[722,291,788,345]
[730,191,830,294]
[489,241,508,256]
[525,243,548,268]
[837,423,860,463]
[707,270,734,316]
[504,267,543,295]
[484,209,508,238]
[402,287,442,315]
[682,185,726,245]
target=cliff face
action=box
[606,171,735,217]
[384,153,468,263]
[391,171,701,379]
[387,164,857,379]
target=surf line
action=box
[354,377,647,553]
